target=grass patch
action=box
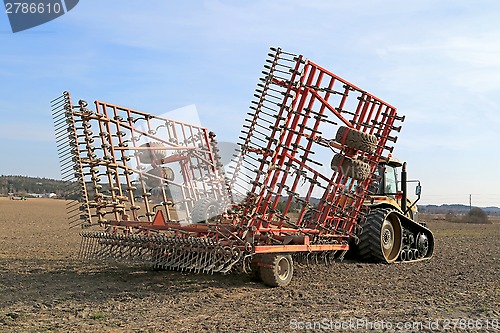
[476,305,489,313]
[90,313,105,320]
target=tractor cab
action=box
[374,156,402,198]
[368,156,422,221]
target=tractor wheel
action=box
[260,254,294,287]
[138,142,166,164]
[191,198,220,223]
[331,154,370,181]
[335,126,378,153]
[416,233,430,258]
[358,208,402,263]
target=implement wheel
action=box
[260,254,294,287]
[191,198,220,223]
[331,154,370,181]
[144,166,174,188]
[138,142,166,164]
[335,126,378,153]
[358,208,402,263]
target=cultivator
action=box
[54,47,419,286]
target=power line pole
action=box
[469,194,472,211]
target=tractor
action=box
[355,156,433,264]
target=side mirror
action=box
[415,184,422,196]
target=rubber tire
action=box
[358,208,402,263]
[191,198,220,223]
[144,167,175,188]
[416,233,430,258]
[138,142,166,164]
[335,126,378,153]
[331,154,370,181]
[260,254,294,287]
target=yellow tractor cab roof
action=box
[378,155,403,167]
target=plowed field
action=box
[0,198,498,332]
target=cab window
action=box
[372,165,398,196]
[384,165,398,196]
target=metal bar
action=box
[254,244,349,254]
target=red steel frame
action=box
[53,93,229,229]
[228,47,403,252]
[53,47,404,273]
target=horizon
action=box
[1,174,498,209]
[1,1,499,207]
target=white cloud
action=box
[442,34,500,67]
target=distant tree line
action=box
[445,207,491,224]
[420,204,500,216]
[0,175,69,198]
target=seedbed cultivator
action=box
[53,47,421,287]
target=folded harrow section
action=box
[53,93,229,228]
[230,47,404,246]
[53,92,234,269]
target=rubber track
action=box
[395,211,435,261]
[358,207,435,263]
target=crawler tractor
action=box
[53,47,433,287]
[356,157,433,263]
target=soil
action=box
[0,198,498,332]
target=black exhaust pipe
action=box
[401,162,407,213]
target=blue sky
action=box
[1,0,499,206]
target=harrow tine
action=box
[79,232,87,258]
